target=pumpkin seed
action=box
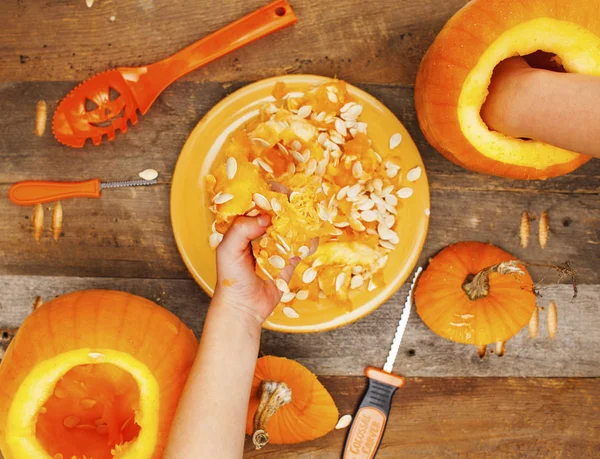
[372,150,382,162]
[226,157,237,180]
[259,237,269,248]
[280,292,296,303]
[253,193,271,211]
[349,127,358,137]
[264,103,278,114]
[256,158,274,174]
[327,91,339,103]
[321,182,330,196]
[214,193,234,204]
[352,265,364,274]
[377,222,397,241]
[352,161,363,179]
[381,185,394,197]
[276,278,290,293]
[63,416,81,429]
[357,122,368,134]
[88,352,105,360]
[347,183,362,199]
[324,138,341,151]
[384,203,398,215]
[425,208,430,216]
[372,178,383,193]
[350,274,364,289]
[341,104,363,120]
[330,228,343,236]
[291,150,305,163]
[276,243,288,255]
[337,185,350,200]
[268,255,285,269]
[297,105,312,118]
[334,221,350,228]
[397,187,413,199]
[385,194,398,206]
[377,255,389,269]
[386,167,399,179]
[302,149,311,163]
[317,132,327,145]
[345,119,357,129]
[368,279,377,291]
[335,118,348,136]
[335,414,353,429]
[340,102,356,113]
[287,162,296,174]
[247,209,260,217]
[335,272,346,291]
[318,291,327,299]
[291,140,302,151]
[407,166,422,182]
[361,210,378,222]
[283,306,300,317]
[276,235,291,252]
[380,240,396,250]
[389,233,399,244]
[298,245,310,259]
[312,258,324,268]
[209,232,224,249]
[389,133,402,149]
[277,143,289,156]
[302,267,317,283]
[252,137,270,147]
[317,158,328,176]
[357,198,375,211]
[316,111,326,122]
[318,203,330,222]
[349,219,366,232]
[271,198,282,214]
[296,289,309,301]
[330,132,345,145]
[306,158,317,176]
[385,214,395,228]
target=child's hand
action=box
[213,215,300,324]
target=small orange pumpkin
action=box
[415,0,595,179]
[415,242,536,346]
[0,290,197,459]
[245,356,338,449]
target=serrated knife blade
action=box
[383,266,423,373]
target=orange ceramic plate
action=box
[171,75,429,333]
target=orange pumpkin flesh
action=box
[415,0,595,179]
[246,356,338,448]
[0,290,197,459]
[415,242,536,345]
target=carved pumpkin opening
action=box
[36,363,141,459]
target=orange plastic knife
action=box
[343,267,423,459]
[8,178,157,206]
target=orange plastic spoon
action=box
[52,0,297,148]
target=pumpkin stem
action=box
[252,380,292,450]
[462,260,524,301]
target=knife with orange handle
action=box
[8,178,157,206]
[343,267,422,459]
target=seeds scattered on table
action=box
[547,300,557,339]
[33,203,44,242]
[52,201,63,241]
[528,308,538,339]
[335,414,353,429]
[539,210,549,249]
[519,211,530,249]
[35,100,47,137]
[139,168,159,181]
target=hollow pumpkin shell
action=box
[246,356,338,444]
[0,290,198,459]
[415,0,595,179]
[415,242,536,345]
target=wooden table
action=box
[1,0,598,457]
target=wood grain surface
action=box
[1,0,599,457]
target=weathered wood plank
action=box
[1,277,597,377]
[0,82,597,282]
[0,0,467,85]
[245,377,600,458]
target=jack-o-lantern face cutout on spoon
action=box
[52,70,139,147]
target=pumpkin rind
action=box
[415,242,536,345]
[245,356,338,445]
[0,290,198,459]
[415,0,594,180]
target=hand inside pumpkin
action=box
[481,56,600,159]
[214,215,300,323]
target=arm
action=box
[164,215,298,458]
[481,56,600,159]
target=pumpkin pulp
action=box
[459,18,600,170]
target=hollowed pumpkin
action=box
[415,242,536,345]
[415,0,595,179]
[0,290,197,459]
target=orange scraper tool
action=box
[8,178,157,206]
[342,267,422,459]
[52,0,297,147]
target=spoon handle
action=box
[148,1,297,91]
